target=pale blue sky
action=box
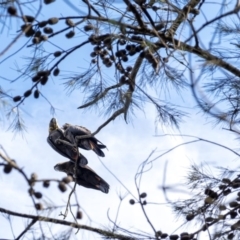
[0,0,239,239]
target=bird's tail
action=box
[97,179,110,194]
[84,140,105,157]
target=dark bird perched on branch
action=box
[54,161,110,194]
[62,123,106,157]
[47,118,88,166]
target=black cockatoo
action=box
[54,161,109,193]
[47,118,88,166]
[62,123,106,157]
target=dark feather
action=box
[47,129,88,166]
[54,161,109,193]
[62,124,106,157]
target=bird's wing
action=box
[63,125,106,157]
[47,131,69,159]
[78,165,110,193]
[48,130,79,161]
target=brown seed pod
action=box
[129,199,135,205]
[22,15,35,23]
[37,70,49,77]
[205,217,214,222]
[40,76,48,85]
[126,44,134,52]
[91,59,97,64]
[186,214,194,221]
[105,62,112,68]
[202,223,209,231]
[161,233,168,239]
[53,68,60,76]
[24,89,32,98]
[43,27,53,34]
[229,201,239,208]
[43,180,50,188]
[205,188,214,196]
[181,236,190,240]
[34,192,43,199]
[44,0,55,4]
[40,35,48,41]
[230,211,238,219]
[76,211,83,219]
[90,52,97,58]
[32,75,40,82]
[3,164,12,174]
[62,176,72,184]
[66,30,75,38]
[93,46,101,52]
[232,181,240,188]
[218,184,227,190]
[223,188,231,196]
[218,214,226,220]
[25,29,35,37]
[48,17,59,25]
[13,96,22,102]
[31,173,38,181]
[180,232,189,237]
[126,66,133,72]
[140,192,147,198]
[84,24,94,31]
[208,191,218,199]
[53,51,62,57]
[34,89,40,99]
[136,45,144,52]
[65,19,75,27]
[231,220,240,230]
[35,203,43,210]
[7,6,17,16]
[129,50,137,56]
[169,234,179,240]
[38,21,48,28]
[204,197,214,204]
[227,233,235,240]
[218,205,226,211]
[103,37,112,46]
[103,58,110,65]
[122,56,128,62]
[58,182,67,192]
[222,178,231,184]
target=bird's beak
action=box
[49,118,58,132]
[54,164,60,171]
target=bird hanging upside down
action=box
[54,161,110,194]
[47,118,88,166]
[62,123,107,157]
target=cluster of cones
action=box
[47,118,110,193]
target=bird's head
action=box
[54,161,73,174]
[49,118,59,133]
[54,163,62,172]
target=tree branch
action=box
[0,207,135,240]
